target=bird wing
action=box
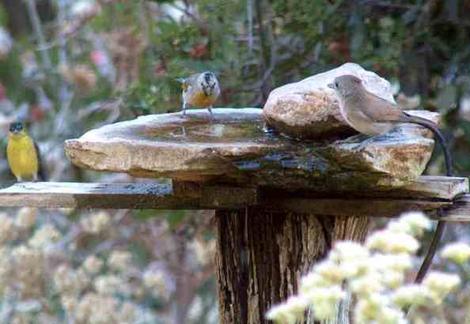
[187,74,200,87]
[34,141,47,181]
[3,141,13,179]
[361,91,404,122]
[180,74,199,93]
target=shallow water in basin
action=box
[142,119,278,144]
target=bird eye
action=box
[335,82,339,88]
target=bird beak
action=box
[327,83,335,89]
[175,78,185,83]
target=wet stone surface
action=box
[65,108,437,192]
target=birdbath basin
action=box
[65,108,438,192]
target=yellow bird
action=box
[7,122,46,182]
[179,71,220,116]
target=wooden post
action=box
[214,207,369,324]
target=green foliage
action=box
[0,4,8,27]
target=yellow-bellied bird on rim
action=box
[179,71,220,117]
[7,122,46,182]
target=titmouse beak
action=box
[327,83,335,89]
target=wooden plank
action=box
[387,176,469,200]
[0,182,258,209]
[436,194,470,222]
[0,178,467,219]
[342,176,468,200]
[262,197,451,218]
[260,176,468,201]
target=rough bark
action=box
[214,208,370,324]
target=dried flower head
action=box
[15,208,37,230]
[54,264,89,295]
[11,246,44,298]
[350,273,384,297]
[143,269,171,300]
[80,212,111,234]
[189,239,216,266]
[265,303,298,324]
[423,271,460,304]
[354,293,389,323]
[304,286,346,320]
[94,274,128,296]
[73,292,135,323]
[266,296,308,324]
[314,260,345,284]
[82,255,103,275]
[441,242,470,265]
[390,212,431,237]
[108,250,133,272]
[366,230,419,254]
[392,285,431,307]
[29,224,61,249]
[0,213,15,244]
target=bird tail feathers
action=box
[402,112,453,176]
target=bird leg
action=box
[182,101,187,116]
[208,106,214,120]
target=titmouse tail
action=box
[34,142,47,181]
[402,112,453,284]
[415,221,446,283]
[402,113,452,177]
[38,165,47,181]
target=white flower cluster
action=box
[64,292,137,323]
[80,211,111,234]
[82,255,104,275]
[0,212,15,244]
[266,212,460,324]
[143,268,172,300]
[0,207,167,323]
[441,242,470,265]
[108,250,133,272]
[15,208,37,230]
[52,247,156,323]
[28,224,61,249]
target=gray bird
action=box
[329,74,453,284]
[328,74,452,175]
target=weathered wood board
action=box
[0,176,467,220]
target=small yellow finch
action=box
[179,71,220,116]
[7,122,46,182]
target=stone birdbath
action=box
[60,64,468,324]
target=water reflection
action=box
[143,119,275,144]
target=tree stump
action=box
[215,209,368,324]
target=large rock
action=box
[263,63,396,139]
[65,108,439,192]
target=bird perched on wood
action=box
[328,74,452,283]
[178,71,220,117]
[6,122,46,182]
